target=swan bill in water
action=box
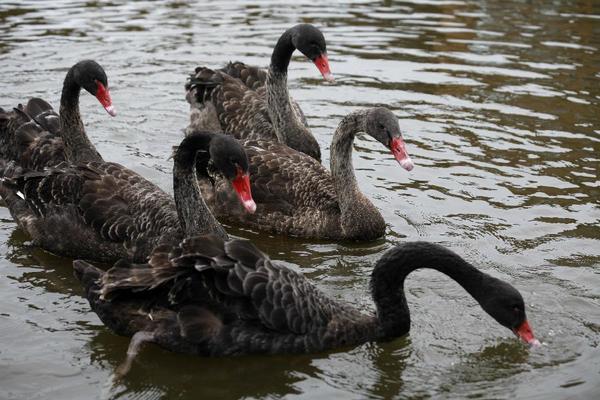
[514,319,541,347]
[74,237,541,375]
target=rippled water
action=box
[1,0,599,399]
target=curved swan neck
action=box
[173,133,228,240]
[370,242,485,339]
[267,58,314,154]
[270,28,296,74]
[330,109,385,239]
[330,109,369,183]
[59,67,103,163]
[266,68,321,160]
[267,28,322,159]
[330,109,370,208]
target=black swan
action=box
[0,131,255,262]
[0,60,115,170]
[185,24,333,161]
[198,107,414,240]
[74,235,540,374]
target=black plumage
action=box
[74,235,539,366]
[0,60,115,170]
[0,132,253,262]
[220,61,268,91]
[185,24,332,161]
[198,108,414,240]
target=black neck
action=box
[173,132,214,170]
[370,242,485,339]
[330,109,369,199]
[173,132,228,240]
[59,67,103,163]
[60,68,82,111]
[270,28,296,74]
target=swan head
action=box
[72,60,116,117]
[478,276,541,347]
[291,24,334,82]
[364,107,414,171]
[209,135,257,214]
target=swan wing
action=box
[219,61,268,91]
[98,235,339,335]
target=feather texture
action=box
[75,237,538,359]
[75,234,375,356]
[219,61,268,91]
[197,107,414,240]
[186,67,274,142]
[0,161,180,261]
[198,138,346,238]
[184,24,329,161]
[0,102,67,170]
[0,131,248,263]
[0,61,114,170]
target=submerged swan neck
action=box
[59,66,103,163]
[370,242,485,339]
[173,133,228,240]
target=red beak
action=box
[390,137,414,171]
[313,53,334,82]
[95,81,116,117]
[513,319,541,347]
[231,170,256,214]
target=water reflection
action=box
[1,0,600,398]
[87,330,412,399]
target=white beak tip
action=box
[322,72,335,82]
[398,157,414,171]
[529,339,542,348]
[244,200,257,214]
[105,105,117,117]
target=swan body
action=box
[0,132,254,262]
[186,24,333,161]
[200,108,414,240]
[0,60,115,170]
[74,235,539,366]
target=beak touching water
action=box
[232,169,257,214]
[313,54,334,82]
[390,137,414,171]
[513,319,541,347]
[95,80,116,117]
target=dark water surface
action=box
[1,0,599,399]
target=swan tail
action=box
[24,98,60,134]
[0,102,64,169]
[0,105,31,162]
[185,66,224,106]
[73,259,105,302]
[184,67,227,133]
[0,161,39,231]
[219,61,267,91]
